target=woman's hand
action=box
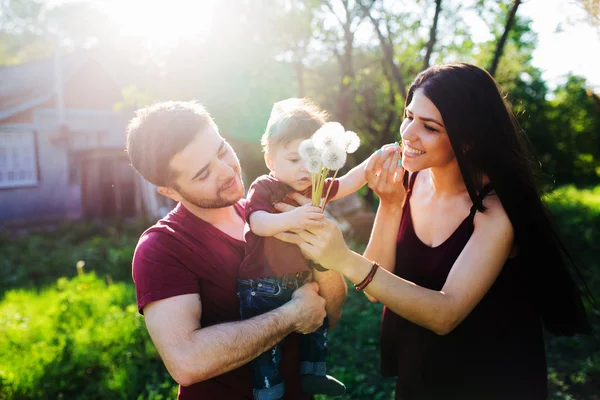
[366,143,406,211]
[274,194,353,273]
[275,218,352,273]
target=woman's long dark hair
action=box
[405,63,591,336]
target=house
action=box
[0,51,164,226]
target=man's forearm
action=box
[175,302,299,386]
[311,269,347,328]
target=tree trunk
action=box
[337,26,354,126]
[489,0,522,77]
[422,0,442,71]
[360,2,407,99]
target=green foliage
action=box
[0,219,147,295]
[545,77,600,184]
[113,85,155,112]
[509,73,600,186]
[0,273,177,400]
[544,186,600,399]
[315,287,396,400]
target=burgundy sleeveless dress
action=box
[380,172,548,399]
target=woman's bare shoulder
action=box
[473,192,512,233]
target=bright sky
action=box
[520,0,600,90]
[462,0,600,90]
[58,0,600,90]
[91,0,215,46]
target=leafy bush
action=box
[0,273,177,400]
[0,220,147,296]
[316,288,396,400]
[544,186,600,399]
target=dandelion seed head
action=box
[312,122,345,150]
[322,147,347,170]
[307,158,322,174]
[299,139,320,160]
[344,130,360,153]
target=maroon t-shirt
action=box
[132,200,311,400]
[239,174,339,280]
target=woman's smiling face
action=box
[400,89,456,172]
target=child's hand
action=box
[287,204,324,230]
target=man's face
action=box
[167,127,244,209]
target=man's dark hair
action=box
[126,101,217,187]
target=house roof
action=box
[0,52,91,121]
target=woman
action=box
[276,63,591,399]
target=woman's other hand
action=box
[274,201,353,273]
[366,143,406,211]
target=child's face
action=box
[266,138,312,191]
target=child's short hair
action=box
[261,98,328,153]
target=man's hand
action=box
[285,282,327,334]
[284,204,324,230]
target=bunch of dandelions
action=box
[299,122,360,209]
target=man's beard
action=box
[179,174,245,209]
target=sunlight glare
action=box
[97,0,216,46]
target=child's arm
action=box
[250,205,324,237]
[329,158,369,201]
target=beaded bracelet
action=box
[354,262,380,291]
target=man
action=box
[126,101,347,399]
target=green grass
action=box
[0,273,177,400]
[0,219,147,297]
[315,287,396,400]
[544,186,600,399]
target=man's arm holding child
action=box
[144,283,326,387]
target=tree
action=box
[573,0,600,29]
[0,0,113,65]
[317,0,374,126]
[488,0,522,77]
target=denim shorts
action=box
[237,271,311,318]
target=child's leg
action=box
[237,278,293,400]
[299,317,346,396]
[299,316,329,376]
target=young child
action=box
[237,98,371,400]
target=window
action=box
[0,131,39,188]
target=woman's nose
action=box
[401,119,417,142]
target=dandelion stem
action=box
[317,168,329,207]
[321,169,339,210]
[310,174,317,206]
